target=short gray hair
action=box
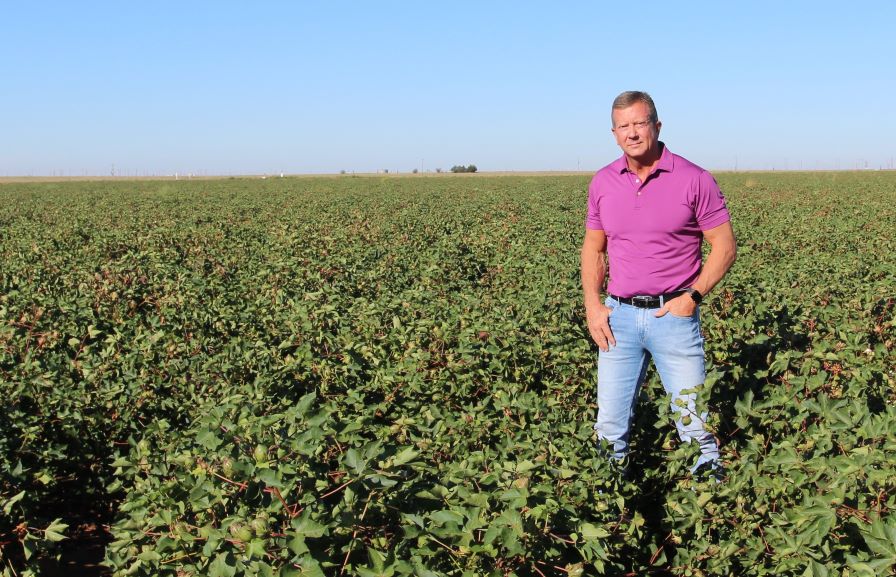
[611,91,658,126]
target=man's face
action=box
[611,101,661,161]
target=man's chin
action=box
[624,145,658,163]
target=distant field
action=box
[0,171,599,184]
[1,172,895,576]
[3,169,891,184]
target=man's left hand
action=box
[654,295,697,318]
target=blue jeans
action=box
[595,296,720,473]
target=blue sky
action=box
[2,1,894,175]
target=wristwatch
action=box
[684,288,703,304]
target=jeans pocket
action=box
[668,306,699,321]
[604,299,618,317]
[668,311,696,319]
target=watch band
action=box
[684,288,703,304]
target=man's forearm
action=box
[581,248,607,310]
[691,240,736,297]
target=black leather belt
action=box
[609,291,686,309]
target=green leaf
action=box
[246,538,267,559]
[430,509,464,526]
[2,491,25,515]
[256,468,282,488]
[390,446,419,467]
[580,523,610,540]
[296,556,326,577]
[43,518,68,542]
[196,429,223,450]
[343,448,364,473]
[209,553,237,577]
[288,534,309,556]
[137,549,162,562]
[291,514,327,538]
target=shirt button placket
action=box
[628,172,643,207]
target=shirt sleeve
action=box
[585,176,604,230]
[693,170,730,230]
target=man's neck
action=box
[625,143,663,179]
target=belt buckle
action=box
[631,295,652,308]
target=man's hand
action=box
[581,229,614,351]
[587,303,616,352]
[654,295,697,318]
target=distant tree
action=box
[384,169,389,174]
[340,169,346,175]
[412,168,418,174]
[435,168,442,173]
[467,164,477,173]
[450,164,478,173]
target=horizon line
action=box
[3,167,896,184]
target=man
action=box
[581,91,736,475]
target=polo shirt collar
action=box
[614,142,674,174]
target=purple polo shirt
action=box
[585,144,730,298]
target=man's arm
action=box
[581,228,616,351]
[656,221,737,317]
